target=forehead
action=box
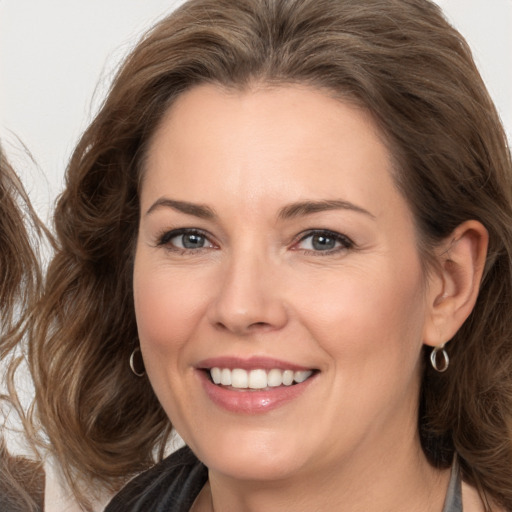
[141,83,401,219]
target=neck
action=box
[196,433,450,512]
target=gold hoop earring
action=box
[129,347,145,377]
[430,343,449,372]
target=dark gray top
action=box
[443,456,463,512]
[105,446,207,512]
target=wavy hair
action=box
[30,0,512,509]
[0,146,45,511]
[0,148,42,355]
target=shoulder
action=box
[104,446,207,512]
[461,481,507,512]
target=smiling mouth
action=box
[206,367,316,390]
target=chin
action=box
[187,427,311,481]
[207,451,307,482]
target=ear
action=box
[423,220,488,347]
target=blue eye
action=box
[158,229,214,251]
[175,232,206,249]
[296,230,353,253]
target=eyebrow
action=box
[146,198,216,219]
[145,197,374,221]
[278,200,375,220]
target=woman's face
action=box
[134,84,437,482]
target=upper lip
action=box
[196,356,314,372]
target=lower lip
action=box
[197,370,316,414]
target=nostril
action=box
[213,321,229,331]
[213,320,273,334]
[247,321,274,332]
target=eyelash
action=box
[156,228,355,256]
[292,229,355,256]
[156,228,215,254]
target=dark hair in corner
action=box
[30,0,512,509]
[0,440,44,512]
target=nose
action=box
[207,248,288,336]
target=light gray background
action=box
[1,1,511,221]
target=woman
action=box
[31,0,512,510]
[0,146,45,511]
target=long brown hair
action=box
[31,0,512,509]
[1,146,45,511]
[0,148,42,354]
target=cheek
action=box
[133,259,206,365]
[295,263,428,444]
[294,258,427,369]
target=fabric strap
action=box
[442,456,463,512]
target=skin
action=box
[133,84,487,511]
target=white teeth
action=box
[267,368,283,387]
[293,370,311,383]
[211,367,221,384]
[209,367,313,389]
[248,369,267,389]
[220,368,232,386]
[282,370,294,386]
[231,368,248,388]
